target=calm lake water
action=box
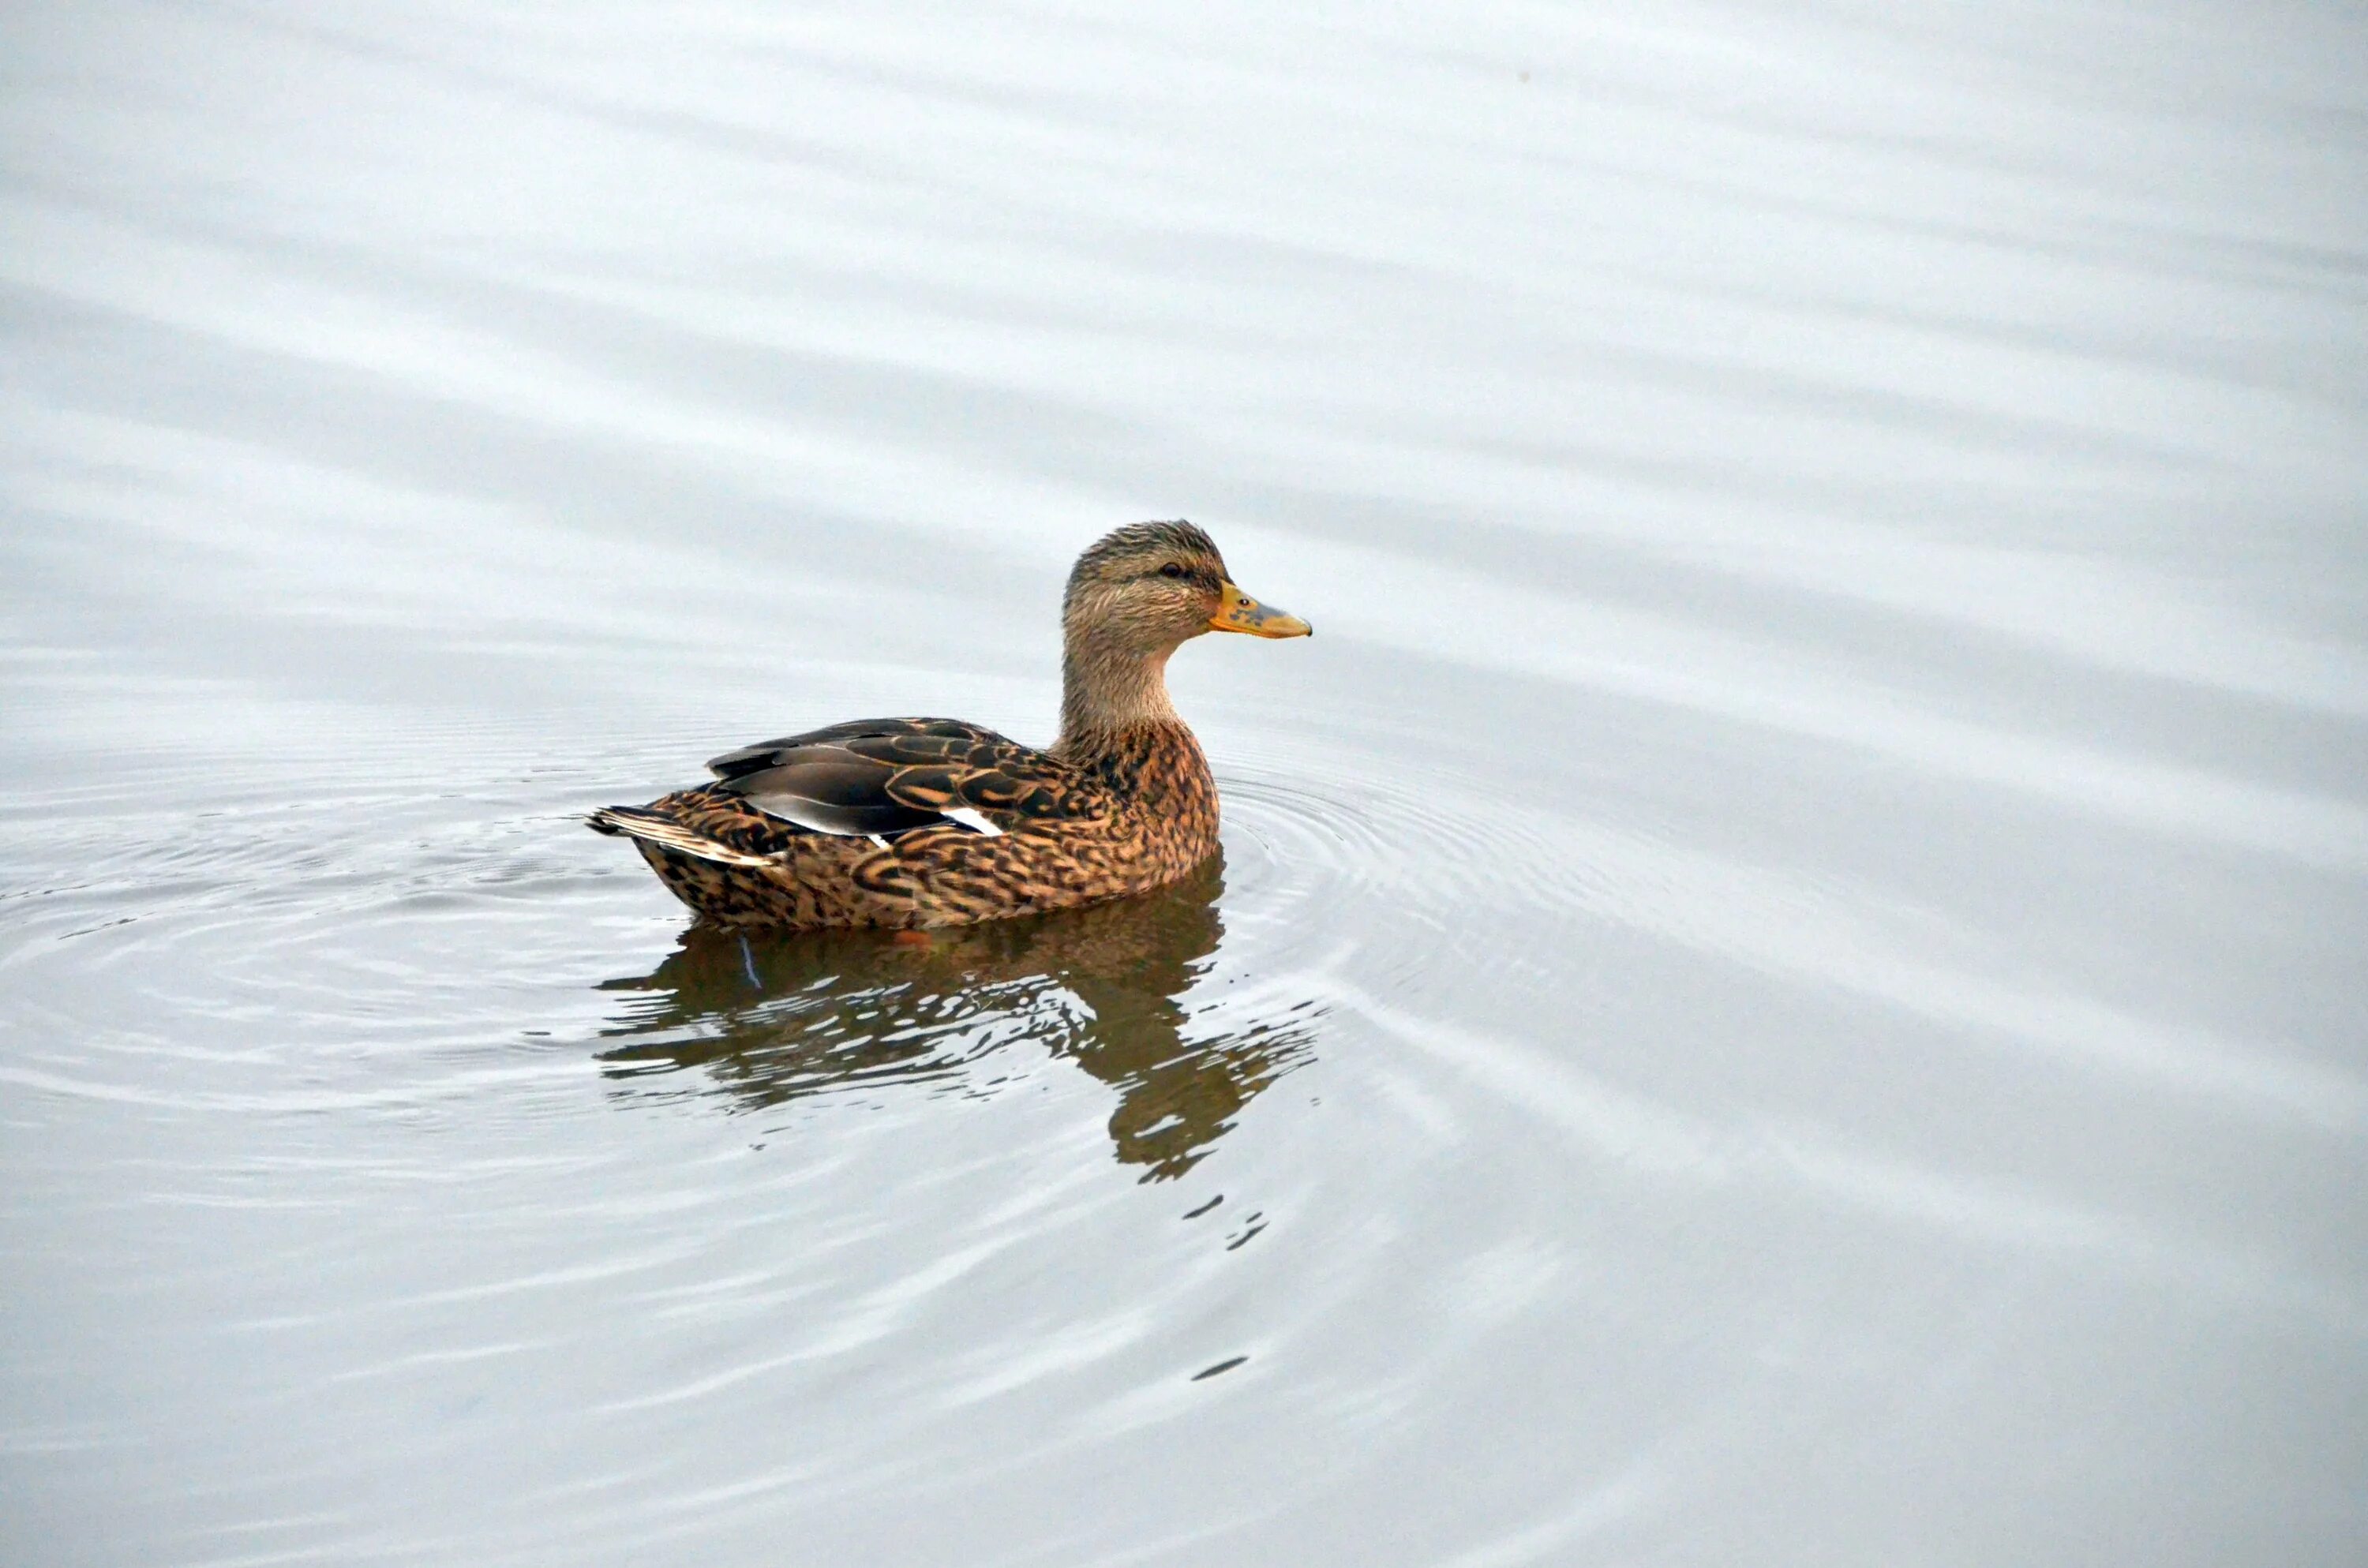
[5,2,2366,1563]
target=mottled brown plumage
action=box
[589,521,1310,929]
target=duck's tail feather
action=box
[586,806,781,869]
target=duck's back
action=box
[589,716,1220,929]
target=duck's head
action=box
[1057,520,1308,741]
[1062,519,1311,657]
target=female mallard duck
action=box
[589,521,1310,930]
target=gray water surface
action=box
[4,2,2366,1564]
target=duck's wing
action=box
[703,717,1095,840]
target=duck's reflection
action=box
[594,855,1315,1180]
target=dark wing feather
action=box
[703,717,1097,838]
[705,717,991,780]
[729,749,942,836]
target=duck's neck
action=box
[1053,638,1218,853]
[1056,639,1181,753]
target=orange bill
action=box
[1209,581,1312,638]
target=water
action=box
[4,2,2366,1562]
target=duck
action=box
[588,520,1310,930]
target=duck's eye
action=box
[1158,563,1188,579]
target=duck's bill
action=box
[1210,581,1312,638]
